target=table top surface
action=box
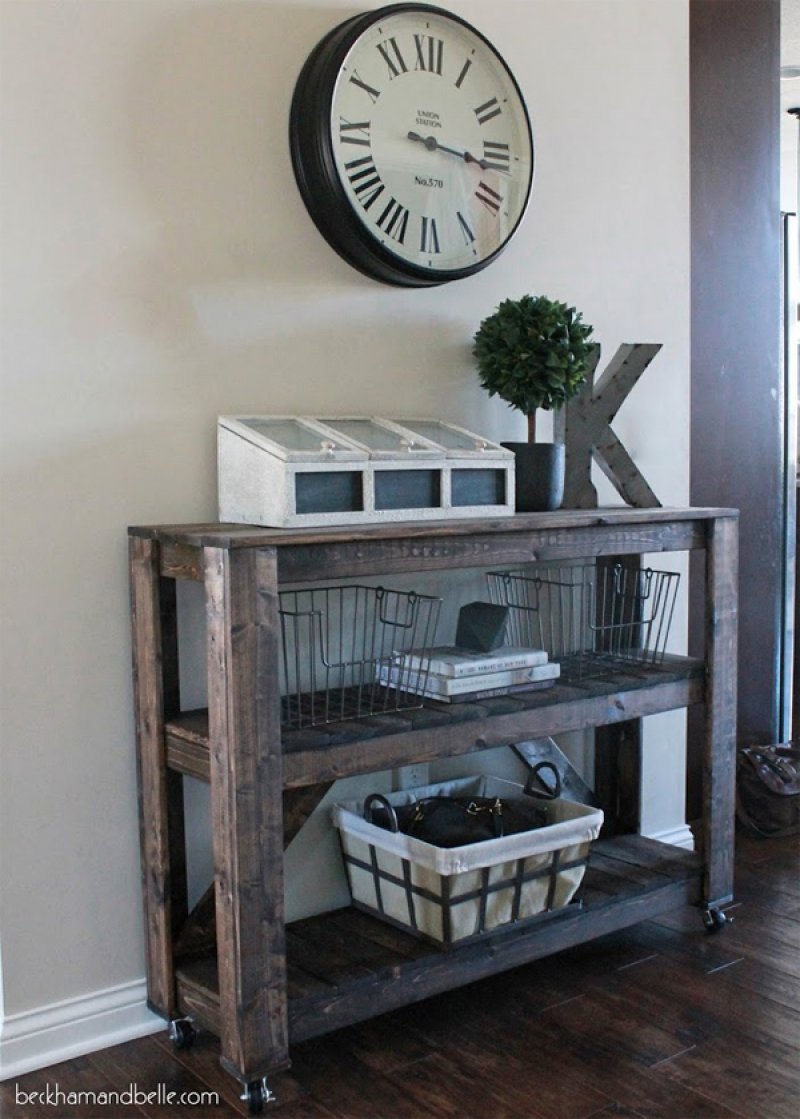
[129,506,739,550]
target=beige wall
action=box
[0,0,689,1071]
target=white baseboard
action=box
[0,979,163,1081]
[646,822,695,851]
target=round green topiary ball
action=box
[473,294,594,418]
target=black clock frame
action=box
[289,2,534,288]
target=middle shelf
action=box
[165,655,704,788]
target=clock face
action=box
[290,3,534,287]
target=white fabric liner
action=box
[333,775,604,943]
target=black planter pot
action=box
[501,442,566,513]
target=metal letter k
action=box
[553,343,663,509]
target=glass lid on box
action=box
[396,420,502,452]
[219,416,367,461]
[317,418,441,457]
[237,418,352,453]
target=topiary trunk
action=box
[527,412,537,443]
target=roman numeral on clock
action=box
[349,70,381,103]
[376,197,409,243]
[345,156,384,210]
[474,97,502,125]
[339,118,371,147]
[475,181,503,215]
[482,140,510,171]
[454,57,473,89]
[456,210,476,245]
[420,216,441,254]
[376,37,408,78]
[413,34,444,74]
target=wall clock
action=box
[289,3,534,287]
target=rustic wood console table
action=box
[128,506,738,1109]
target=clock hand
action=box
[407,130,490,170]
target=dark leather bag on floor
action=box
[364,762,562,848]
[736,744,800,838]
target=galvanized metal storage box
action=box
[218,416,515,527]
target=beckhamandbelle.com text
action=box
[15,1082,220,1108]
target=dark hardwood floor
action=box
[3,832,798,1119]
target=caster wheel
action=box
[167,1018,196,1050]
[702,906,728,933]
[242,1078,275,1113]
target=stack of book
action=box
[381,645,559,704]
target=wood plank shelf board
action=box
[174,836,701,1044]
[129,506,738,552]
[165,657,704,787]
[131,508,731,584]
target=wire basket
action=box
[278,584,441,728]
[488,562,680,681]
[333,775,603,947]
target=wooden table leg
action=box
[703,514,739,907]
[129,536,186,1018]
[205,545,289,1084]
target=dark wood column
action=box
[689,0,782,814]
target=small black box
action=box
[455,602,509,653]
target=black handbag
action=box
[736,744,800,838]
[364,762,562,849]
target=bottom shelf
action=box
[175,835,701,1047]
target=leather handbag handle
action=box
[523,760,562,801]
[364,793,399,832]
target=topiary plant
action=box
[473,294,595,443]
